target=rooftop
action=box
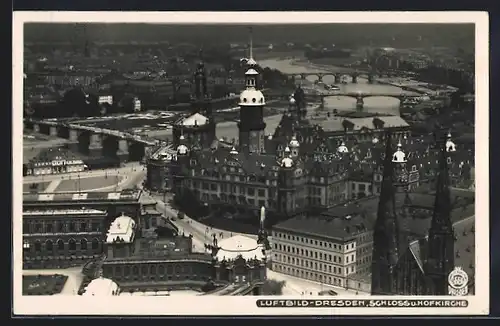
[24,147,85,166]
[408,216,475,285]
[23,208,107,217]
[178,113,209,127]
[215,235,265,261]
[106,214,136,244]
[23,190,143,203]
[274,191,475,241]
[81,277,119,296]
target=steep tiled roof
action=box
[25,147,84,165]
[273,193,474,241]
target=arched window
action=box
[158,265,165,275]
[57,239,65,251]
[124,265,130,276]
[58,222,65,233]
[68,239,76,252]
[150,265,156,274]
[45,240,53,252]
[46,223,53,233]
[91,238,99,251]
[35,223,43,233]
[80,222,87,232]
[81,239,88,251]
[34,241,42,253]
[132,266,139,276]
[174,265,181,274]
[68,222,75,232]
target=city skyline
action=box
[24,23,475,49]
[13,11,488,316]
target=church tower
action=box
[238,28,266,154]
[371,132,403,295]
[191,58,213,117]
[425,139,455,295]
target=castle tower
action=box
[171,134,190,196]
[371,132,402,295]
[425,140,455,295]
[293,86,307,120]
[237,29,266,155]
[191,60,213,117]
[289,135,300,158]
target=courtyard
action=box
[54,175,124,192]
[22,274,68,296]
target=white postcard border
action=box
[12,11,490,316]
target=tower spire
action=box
[371,131,400,295]
[431,142,453,230]
[249,26,253,61]
[247,27,257,66]
[425,139,455,295]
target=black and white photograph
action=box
[13,11,489,316]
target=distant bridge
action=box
[265,91,421,102]
[24,118,161,163]
[285,70,399,83]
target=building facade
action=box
[98,214,268,293]
[23,147,86,177]
[22,208,108,269]
[23,190,143,220]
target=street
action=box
[266,269,367,297]
[151,194,259,253]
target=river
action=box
[147,58,408,142]
[258,58,412,115]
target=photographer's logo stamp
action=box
[448,266,469,296]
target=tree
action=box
[261,279,286,295]
[201,280,217,293]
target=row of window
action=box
[105,263,210,276]
[273,233,356,251]
[273,246,356,265]
[189,169,279,182]
[198,192,268,208]
[23,220,103,234]
[197,181,269,197]
[351,183,373,193]
[273,264,345,287]
[274,254,355,275]
[23,238,101,253]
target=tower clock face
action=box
[250,131,258,138]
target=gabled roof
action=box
[178,113,209,127]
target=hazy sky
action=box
[24,23,475,49]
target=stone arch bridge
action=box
[266,91,420,102]
[24,119,160,163]
[286,70,399,84]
